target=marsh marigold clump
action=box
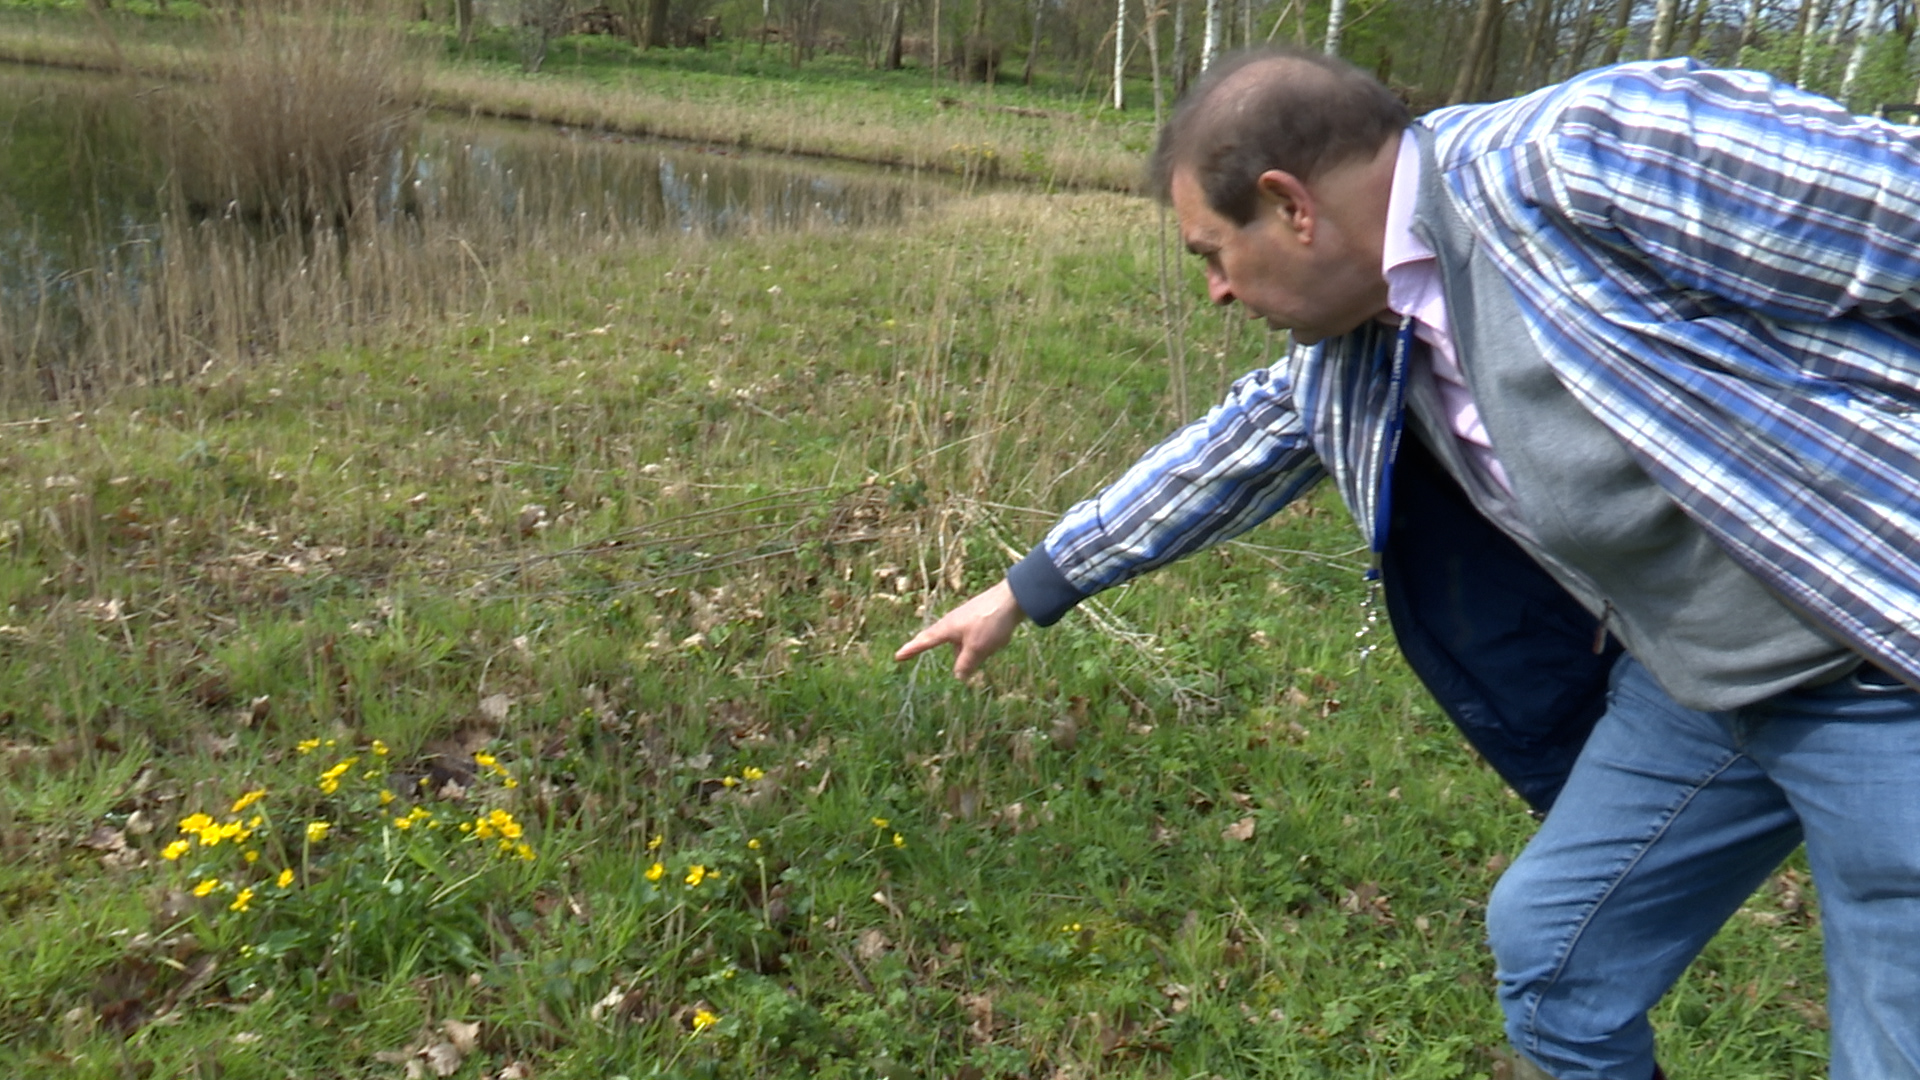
[153,735,542,992]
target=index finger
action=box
[894,627,947,663]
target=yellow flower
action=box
[721,776,739,788]
[741,766,765,782]
[870,817,889,829]
[379,789,396,806]
[276,868,294,888]
[229,888,254,913]
[645,861,665,882]
[892,833,906,849]
[230,789,267,814]
[514,843,535,861]
[474,819,497,840]
[305,821,331,844]
[371,739,390,756]
[178,813,213,835]
[161,840,191,861]
[394,815,414,830]
[747,838,761,851]
[474,752,497,768]
[319,778,339,795]
[200,820,245,847]
[692,1008,719,1033]
[296,738,320,755]
[193,878,221,897]
[684,864,708,887]
[243,849,260,864]
[648,834,664,851]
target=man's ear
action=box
[1255,169,1315,243]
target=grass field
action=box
[0,11,1833,1079]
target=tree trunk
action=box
[1450,0,1504,103]
[1113,0,1127,108]
[1842,0,1891,100]
[1737,0,1765,53]
[1680,0,1709,54]
[1518,0,1557,88]
[1147,0,1166,121]
[1023,0,1042,83]
[1324,0,1349,54]
[1475,2,1507,97]
[1561,0,1600,76]
[1797,0,1832,85]
[1202,0,1221,69]
[645,0,671,46]
[1647,0,1678,55]
[885,0,905,69]
[1599,0,1634,63]
[1172,0,1187,92]
[457,0,476,47]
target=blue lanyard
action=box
[1364,317,1418,583]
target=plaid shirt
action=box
[1030,59,1920,680]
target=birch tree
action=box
[1202,0,1221,70]
[1647,0,1678,55]
[1841,0,1891,100]
[1114,0,1127,107]
[1324,0,1349,54]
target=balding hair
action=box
[1150,47,1409,225]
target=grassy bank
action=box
[0,6,1153,189]
[0,187,1829,1077]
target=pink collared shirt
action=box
[1380,130,1512,494]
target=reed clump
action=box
[157,0,423,224]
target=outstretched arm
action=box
[894,579,1027,679]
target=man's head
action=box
[1152,48,1408,344]
[1150,47,1409,223]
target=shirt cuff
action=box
[1005,543,1087,628]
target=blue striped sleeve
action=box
[1029,362,1327,616]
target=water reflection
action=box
[412,126,937,236]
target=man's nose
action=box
[1206,267,1235,306]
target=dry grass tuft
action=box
[158,0,423,223]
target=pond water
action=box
[0,63,952,373]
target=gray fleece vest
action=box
[1406,130,1856,711]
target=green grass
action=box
[0,188,1830,1079]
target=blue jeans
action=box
[1486,656,1920,1080]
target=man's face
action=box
[1171,166,1385,346]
